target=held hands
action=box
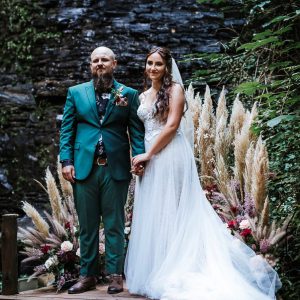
[131,152,152,176]
[130,163,145,176]
[62,165,76,183]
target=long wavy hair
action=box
[144,47,174,121]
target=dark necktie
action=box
[95,91,111,158]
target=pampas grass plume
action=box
[45,167,63,222]
[22,201,49,237]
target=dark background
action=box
[0,0,243,214]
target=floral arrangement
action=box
[186,84,292,267]
[124,177,136,245]
[112,86,128,106]
[18,160,106,291]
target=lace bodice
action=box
[137,102,165,142]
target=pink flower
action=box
[126,213,132,221]
[99,243,105,255]
[259,238,271,254]
[239,219,250,230]
[61,241,73,252]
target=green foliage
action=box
[0,0,60,73]
[190,0,300,298]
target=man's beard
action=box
[93,72,114,92]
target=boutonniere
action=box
[112,86,128,106]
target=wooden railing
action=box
[1,214,18,295]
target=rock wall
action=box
[0,0,243,214]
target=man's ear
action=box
[113,60,117,69]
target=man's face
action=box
[90,49,117,78]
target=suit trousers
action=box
[73,163,130,276]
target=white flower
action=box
[44,255,58,270]
[61,241,73,252]
[239,219,250,230]
[99,243,105,255]
[124,227,131,235]
[76,247,80,257]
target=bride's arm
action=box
[132,83,185,166]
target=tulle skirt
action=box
[125,130,281,300]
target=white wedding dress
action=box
[125,100,281,300]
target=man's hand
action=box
[62,165,76,183]
[131,163,145,176]
[132,153,152,166]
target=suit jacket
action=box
[59,79,145,181]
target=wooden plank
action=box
[0,285,146,300]
[1,214,19,295]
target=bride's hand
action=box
[132,153,152,166]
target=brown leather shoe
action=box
[107,274,123,294]
[68,276,97,294]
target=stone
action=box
[0,0,244,214]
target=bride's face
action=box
[146,52,166,82]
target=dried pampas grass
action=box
[233,111,252,199]
[22,201,49,238]
[45,167,64,222]
[198,85,215,186]
[244,142,255,195]
[229,94,246,138]
[216,86,228,121]
[57,157,73,199]
[251,136,269,213]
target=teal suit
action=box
[59,79,145,275]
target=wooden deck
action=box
[0,284,146,300]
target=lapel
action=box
[85,80,98,121]
[102,79,123,125]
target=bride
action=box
[124,47,281,300]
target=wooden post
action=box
[1,214,19,295]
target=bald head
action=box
[91,46,116,60]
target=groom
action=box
[59,46,145,294]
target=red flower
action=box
[240,228,252,237]
[114,96,128,106]
[227,220,237,229]
[41,244,51,254]
[65,222,71,229]
[230,206,238,214]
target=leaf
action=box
[193,69,214,76]
[281,42,300,53]
[267,115,297,127]
[237,37,278,51]
[234,82,265,96]
[264,15,286,26]
[253,30,273,41]
[273,26,292,35]
[269,61,292,71]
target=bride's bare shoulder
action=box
[171,82,184,97]
[171,82,184,91]
[139,89,151,102]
